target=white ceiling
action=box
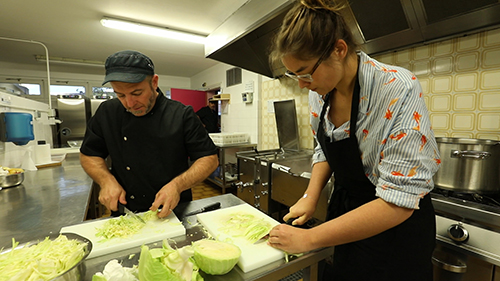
[0,0,249,79]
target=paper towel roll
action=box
[34,144,51,165]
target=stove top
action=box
[432,187,500,209]
[431,188,500,233]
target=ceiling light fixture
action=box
[35,55,104,67]
[100,17,207,44]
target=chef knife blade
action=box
[123,205,146,224]
[185,202,221,216]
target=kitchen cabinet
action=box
[205,143,257,194]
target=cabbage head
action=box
[192,239,241,275]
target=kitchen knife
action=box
[123,205,146,224]
[185,202,221,216]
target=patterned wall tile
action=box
[481,70,500,90]
[413,60,431,76]
[482,49,500,68]
[396,49,412,63]
[455,73,478,92]
[414,45,431,60]
[433,39,454,57]
[455,52,480,72]
[479,92,500,111]
[477,113,500,131]
[452,113,475,131]
[483,29,500,47]
[430,94,452,111]
[432,56,453,75]
[453,93,476,111]
[457,34,480,52]
[451,132,474,138]
[429,114,450,130]
[432,76,453,93]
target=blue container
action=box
[0,112,34,145]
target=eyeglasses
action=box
[284,47,332,82]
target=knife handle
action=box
[202,202,221,212]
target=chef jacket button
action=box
[124,136,127,141]
[126,166,131,170]
[130,195,135,199]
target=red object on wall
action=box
[170,88,207,112]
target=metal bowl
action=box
[0,172,24,188]
[0,232,93,281]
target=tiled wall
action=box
[376,28,500,140]
[261,27,500,150]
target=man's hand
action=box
[99,183,127,212]
[150,183,181,218]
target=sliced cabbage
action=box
[0,235,87,281]
[218,212,272,243]
[193,239,241,275]
[95,210,164,241]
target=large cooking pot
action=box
[434,137,500,194]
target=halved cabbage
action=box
[192,239,241,275]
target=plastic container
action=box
[0,112,34,145]
[209,132,249,145]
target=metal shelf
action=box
[206,143,256,194]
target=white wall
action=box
[191,63,271,146]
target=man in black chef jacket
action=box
[80,50,218,218]
[196,99,220,133]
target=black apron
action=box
[317,77,435,281]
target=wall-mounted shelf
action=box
[211,93,230,103]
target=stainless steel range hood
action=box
[204,0,294,78]
[205,0,500,78]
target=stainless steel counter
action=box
[0,153,93,249]
[84,194,334,281]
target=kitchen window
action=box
[92,86,115,99]
[50,85,85,97]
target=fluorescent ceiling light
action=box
[35,55,104,67]
[101,17,207,44]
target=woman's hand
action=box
[267,224,312,254]
[283,196,317,226]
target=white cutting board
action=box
[61,212,185,258]
[197,204,285,273]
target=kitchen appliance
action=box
[56,96,91,148]
[90,98,109,116]
[434,137,500,194]
[431,137,500,280]
[271,159,332,222]
[236,99,313,216]
[432,190,500,281]
[61,210,185,258]
[196,203,285,273]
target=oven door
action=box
[433,243,494,281]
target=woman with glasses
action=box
[266,1,440,280]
